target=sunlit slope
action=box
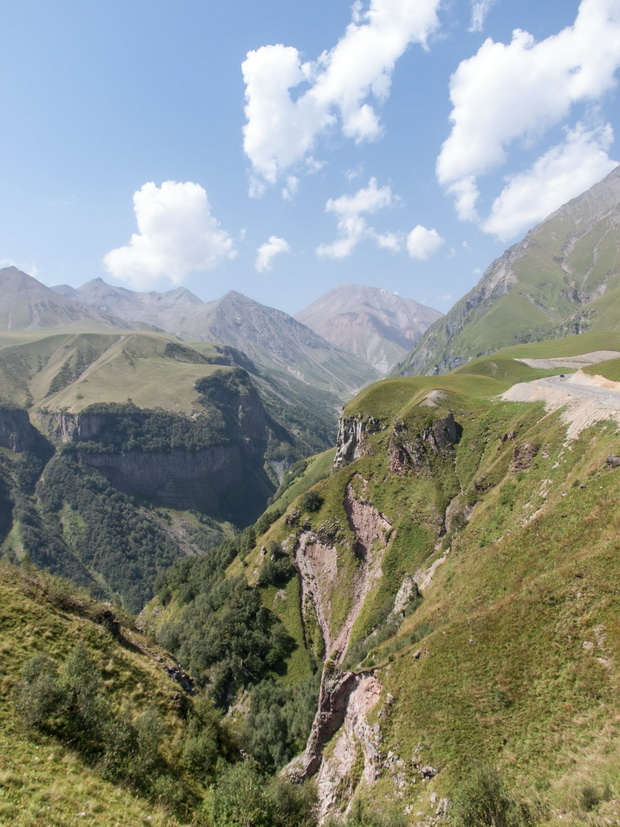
[0,562,202,826]
[396,166,620,376]
[224,348,620,821]
[0,331,232,413]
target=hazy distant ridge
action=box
[296,283,442,373]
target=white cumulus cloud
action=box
[406,225,445,260]
[317,178,400,259]
[103,181,235,289]
[242,0,441,190]
[483,122,617,240]
[437,0,620,217]
[256,236,291,272]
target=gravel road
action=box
[502,369,620,439]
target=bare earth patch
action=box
[502,362,620,439]
[515,350,620,370]
[294,477,393,664]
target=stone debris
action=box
[510,441,539,472]
[165,665,195,695]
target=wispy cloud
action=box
[256,236,291,272]
[469,0,499,32]
[317,178,398,259]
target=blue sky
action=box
[1,0,618,315]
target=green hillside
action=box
[153,337,620,824]
[0,560,316,826]
[0,330,341,613]
[396,166,620,377]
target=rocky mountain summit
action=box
[296,283,442,373]
[0,267,132,331]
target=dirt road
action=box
[502,369,620,439]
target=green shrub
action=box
[257,542,296,588]
[301,489,323,513]
[211,761,271,827]
[211,762,316,827]
[580,784,600,812]
[265,776,317,826]
[325,798,407,826]
[451,765,533,827]
[14,654,63,729]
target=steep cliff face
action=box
[334,415,383,468]
[0,406,39,452]
[35,369,282,523]
[81,443,271,522]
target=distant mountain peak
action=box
[295,283,442,374]
[0,268,131,332]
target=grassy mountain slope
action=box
[153,337,620,823]
[0,561,208,826]
[0,560,318,827]
[0,330,339,612]
[395,166,620,377]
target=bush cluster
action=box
[14,645,183,798]
[15,643,318,822]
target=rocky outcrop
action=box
[285,666,361,781]
[510,442,540,472]
[334,415,382,468]
[0,406,39,452]
[314,671,383,823]
[294,478,393,664]
[287,479,394,818]
[284,666,383,823]
[37,410,110,443]
[389,414,463,474]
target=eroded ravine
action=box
[294,476,393,665]
[287,478,393,819]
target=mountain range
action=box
[2,167,620,825]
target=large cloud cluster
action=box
[104,181,235,289]
[438,0,620,237]
[242,0,441,191]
